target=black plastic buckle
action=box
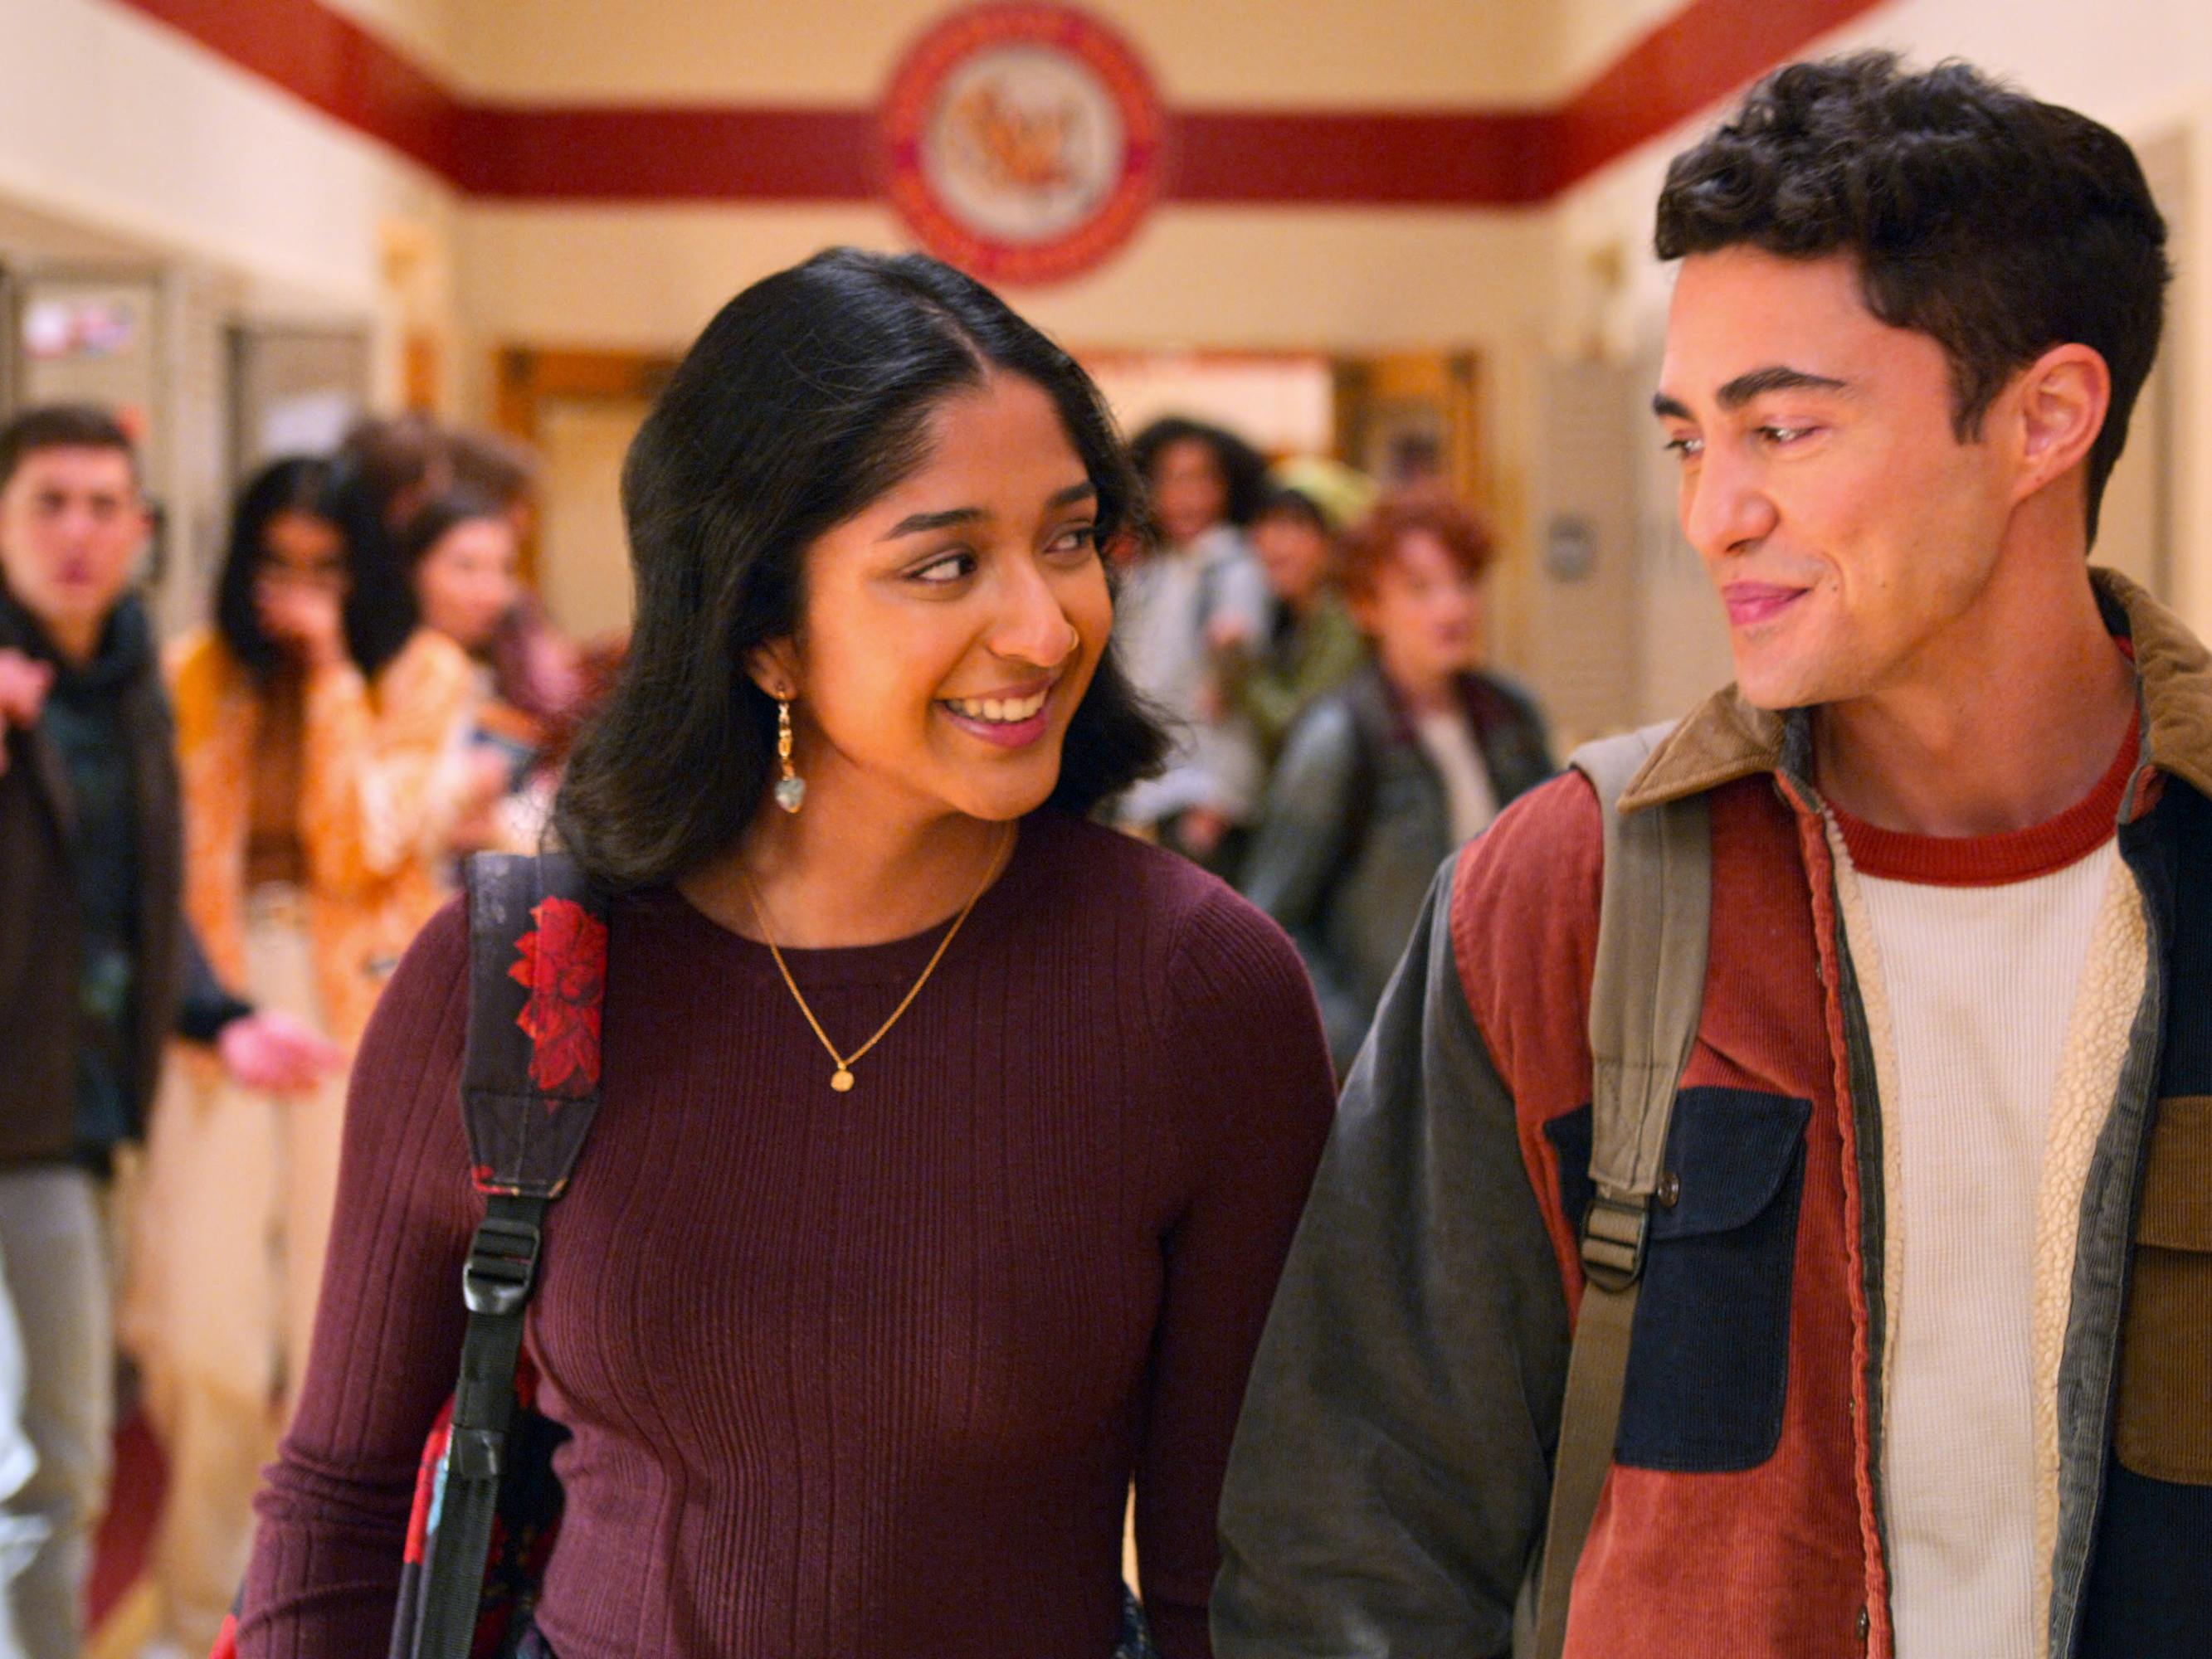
[1580,1193,1651,1294]
[447,1425,504,1482]
[462,1213,542,1316]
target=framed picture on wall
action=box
[11,269,164,469]
[229,323,372,486]
[1332,351,1483,505]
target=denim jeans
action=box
[0,1166,112,1659]
[0,1233,37,1659]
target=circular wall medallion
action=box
[879,3,1166,286]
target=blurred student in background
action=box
[1242,488,1552,1072]
[0,411,337,1659]
[1227,460,1372,765]
[126,453,474,1654]
[332,413,449,538]
[403,487,519,664]
[446,425,538,535]
[1112,416,1271,873]
[447,425,590,747]
[399,487,573,855]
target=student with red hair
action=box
[1240,488,1552,1072]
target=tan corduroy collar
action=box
[1618,567,2212,815]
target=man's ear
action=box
[2008,343,2112,506]
[745,640,801,701]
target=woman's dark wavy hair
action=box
[1128,416,1269,531]
[396,487,510,572]
[554,247,1167,893]
[215,455,418,679]
[1655,52,2170,546]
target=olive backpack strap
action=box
[1529,723,1712,1659]
[402,851,608,1659]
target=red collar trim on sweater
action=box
[1831,709,2140,887]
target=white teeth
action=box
[949,689,1048,723]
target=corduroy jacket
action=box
[1215,568,2212,1658]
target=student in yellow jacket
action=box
[126,454,472,1656]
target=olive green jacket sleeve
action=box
[1212,860,1571,1657]
[1236,595,1369,759]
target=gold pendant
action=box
[831,1068,855,1093]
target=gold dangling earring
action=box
[772,695,806,814]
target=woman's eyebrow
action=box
[880,480,1097,541]
[881,506,987,540]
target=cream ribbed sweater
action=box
[1829,723,2141,1659]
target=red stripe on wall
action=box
[1545,0,1891,191]
[1170,111,1557,207]
[106,0,1883,206]
[114,0,457,174]
[447,105,1564,207]
[454,107,880,201]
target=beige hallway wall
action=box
[450,0,1561,106]
[443,2,1588,661]
[2,0,457,338]
[445,1,1577,426]
[456,205,1558,356]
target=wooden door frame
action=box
[491,345,676,586]
[1330,349,1484,508]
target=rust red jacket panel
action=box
[1468,767,1883,1656]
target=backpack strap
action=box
[407,852,607,1659]
[1530,724,1712,1659]
[459,851,607,1201]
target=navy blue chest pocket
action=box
[1549,1087,1814,1472]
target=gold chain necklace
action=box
[738,825,1013,1093]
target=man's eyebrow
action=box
[1653,368,1850,421]
[1716,366,1849,410]
[880,480,1096,541]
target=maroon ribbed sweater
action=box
[238,810,1336,1658]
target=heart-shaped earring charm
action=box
[774,697,805,814]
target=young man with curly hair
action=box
[1216,55,2205,1659]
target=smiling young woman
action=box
[234,250,1337,1659]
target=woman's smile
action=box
[939,673,1060,747]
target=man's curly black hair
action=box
[1655,52,2170,544]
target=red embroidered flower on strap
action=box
[508,896,607,1096]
